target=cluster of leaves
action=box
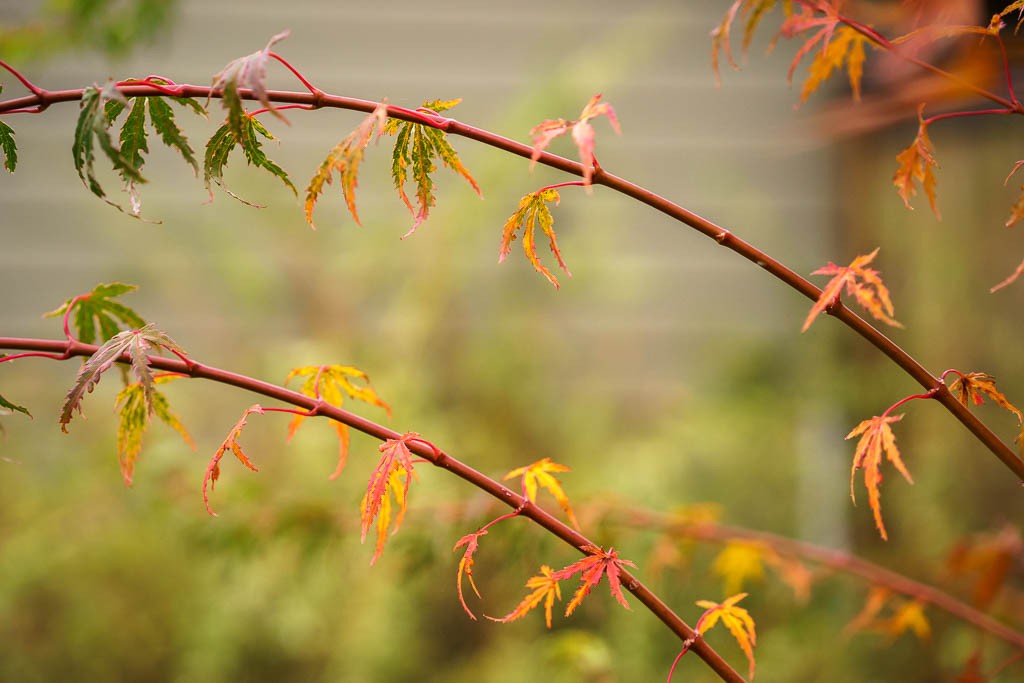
[713,0,1024,289]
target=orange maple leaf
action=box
[711,0,791,84]
[946,524,1022,610]
[846,414,911,541]
[453,529,487,620]
[503,457,580,529]
[991,258,1024,293]
[848,590,931,642]
[487,564,562,628]
[946,371,1023,425]
[789,24,872,102]
[803,247,901,332]
[1004,160,1024,229]
[551,545,636,616]
[893,104,940,219]
[695,593,757,680]
[285,364,391,479]
[499,188,569,288]
[203,404,263,516]
[304,102,388,228]
[529,94,620,186]
[361,432,419,565]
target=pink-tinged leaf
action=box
[360,432,419,565]
[211,31,291,124]
[551,545,636,616]
[203,404,263,516]
[529,94,621,185]
[453,530,487,619]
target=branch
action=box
[618,508,1024,653]
[0,79,1019,481]
[0,336,745,683]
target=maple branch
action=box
[0,335,745,683]
[618,508,1024,653]
[790,1,1022,112]
[0,79,1019,481]
[882,388,940,417]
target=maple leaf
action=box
[695,593,757,680]
[453,530,487,620]
[147,94,203,175]
[488,564,562,628]
[796,25,872,103]
[1004,160,1024,229]
[45,282,146,346]
[0,389,31,422]
[1001,0,1024,31]
[0,118,17,172]
[499,188,570,288]
[863,598,931,641]
[210,30,291,126]
[947,371,1023,425]
[529,94,621,186]
[893,105,940,219]
[844,586,890,637]
[711,0,789,83]
[115,373,195,486]
[305,103,388,229]
[846,414,911,541]
[803,247,901,332]
[203,110,296,205]
[203,404,263,516]
[503,457,580,530]
[284,364,391,479]
[946,524,1022,610]
[361,432,420,565]
[991,257,1024,293]
[72,83,145,214]
[381,99,482,237]
[712,541,767,595]
[59,324,186,434]
[551,545,635,616]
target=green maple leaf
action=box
[204,101,296,206]
[0,380,32,437]
[0,119,17,173]
[73,83,145,213]
[59,324,186,433]
[381,99,482,237]
[45,282,146,345]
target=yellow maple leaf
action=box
[712,542,767,595]
[503,457,580,529]
[847,414,911,541]
[487,564,562,628]
[893,104,940,219]
[285,364,391,479]
[499,188,569,288]
[695,593,757,680]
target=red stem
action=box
[268,52,321,97]
[995,31,1019,107]
[0,81,1019,480]
[0,335,745,683]
[248,103,314,118]
[882,388,940,418]
[541,181,587,192]
[924,109,1016,126]
[0,59,43,96]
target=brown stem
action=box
[618,508,1024,653]
[0,336,744,683]
[0,80,1019,479]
